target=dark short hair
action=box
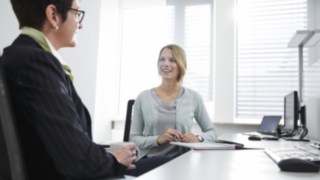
[10,0,73,30]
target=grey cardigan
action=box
[130,87,217,158]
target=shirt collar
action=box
[20,27,67,65]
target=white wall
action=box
[60,0,101,120]
[213,0,235,123]
[93,0,121,144]
[0,1,19,55]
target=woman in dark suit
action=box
[0,0,141,179]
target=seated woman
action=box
[130,44,217,160]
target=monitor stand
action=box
[283,126,310,142]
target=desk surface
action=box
[136,150,320,180]
[136,134,320,180]
[219,133,311,149]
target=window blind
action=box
[117,0,214,117]
[184,4,213,101]
[236,0,308,118]
[117,3,174,117]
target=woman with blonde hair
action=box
[130,44,217,159]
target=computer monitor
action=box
[283,91,299,134]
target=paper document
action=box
[170,142,236,150]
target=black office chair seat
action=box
[0,64,27,180]
[123,99,135,142]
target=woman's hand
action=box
[108,144,137,170]
[181,132,199,143]
[157,128,184,145]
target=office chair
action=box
[0,65,27,180]
[123,99,135,142]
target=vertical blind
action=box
[184,4,213,101]
[117,0,214,118]
[236,0,308,118]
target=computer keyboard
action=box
[264,146,320,164]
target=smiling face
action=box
[55,0,83,48]
[158,48,180,82]
[157,44,187,83]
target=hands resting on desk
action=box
[156,128,200,144]
[108,143,137,170]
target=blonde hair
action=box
[158,44,187,83]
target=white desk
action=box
[135,134,320,180]
[218,133,311,149]
[136,150,320,180]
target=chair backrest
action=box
[0,65,27,180]
[123,99,135,142]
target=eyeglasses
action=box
[69,8,85,23]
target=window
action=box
[116,0,214,119]
[236,0,308,119]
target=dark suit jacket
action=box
[0,35,126,180]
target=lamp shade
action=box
[304,30,320,47]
